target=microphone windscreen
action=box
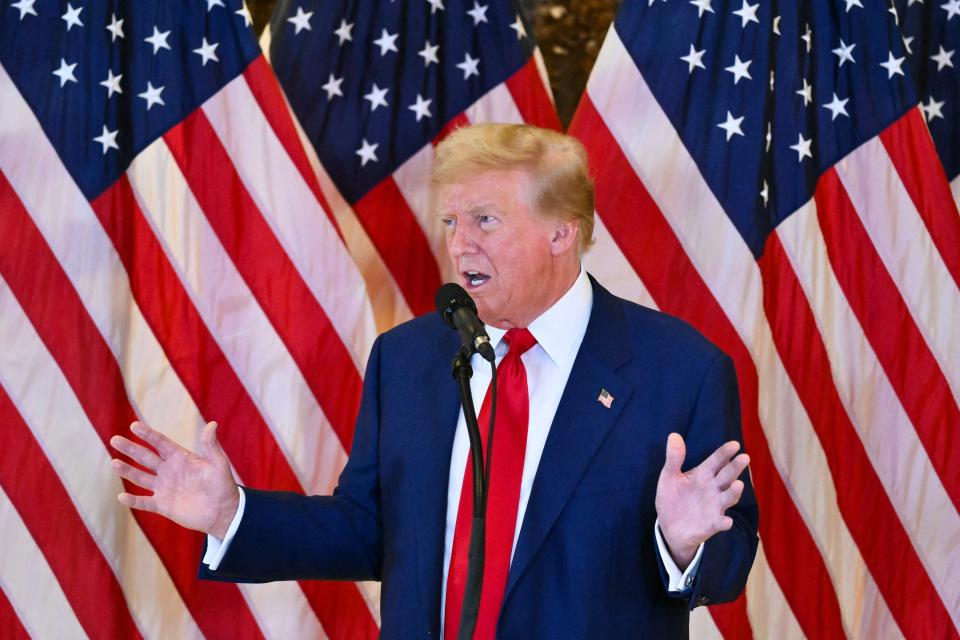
[435,283,477,328]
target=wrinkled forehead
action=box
[432,168,536,215]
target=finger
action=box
[111,459,157,491]
[130,421,182,460]
[661,433,686,476]
[117,492,158,513]
[715,515,734,532]
[199,422,227,464]
[700,440,742,475]
[109,434,163,470]
[714,453,751,490]
[719,479,745,511]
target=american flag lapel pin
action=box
[597,388,614,409]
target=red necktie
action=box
[444,328,537,640]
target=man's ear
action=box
[549,219,579,256]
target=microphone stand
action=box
[451,346,498,640]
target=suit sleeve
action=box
[656,351,759,609]
[199,336,387,583]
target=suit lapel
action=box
[504,279,635,601]
[412,329,462,636]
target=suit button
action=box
[696,595,709,606]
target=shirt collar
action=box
[485,266,593,368]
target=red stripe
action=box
[879,108,960,289]
[352,178,443,316]
[504,56,563,131]
[163,111,363,455]
[0,387,143,640]
[569,96,846,640]
[0,171,263,639]
[760,234,954,638]
[242,56,345,242]
[0,586,29,640]
[91,173,379,640]
[815,169,960,512]
[707,600,753,640]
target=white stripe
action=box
[690,607,723,640]
[465,82,525,124]
[280,81,413,334]
[582,215,658,310]
[745,543,807,640]
[777,203,960,629]
[835,138,960,399]
[127,138,347,497]
[391,144,455,282]
[952,175,960,207]
[587,28,901,638]
[0,485,88,640]
[533,48,555,105]
[239,583,327,640]
[203,74,376,374]
[0,275,201,640]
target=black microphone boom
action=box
[435,283,496,362]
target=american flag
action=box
[0,0,557,638]
[570,0,960,638]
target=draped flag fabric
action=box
[0,0,557,637]
[569,1,960,638]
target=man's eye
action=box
[478,215,495,225]
[440,217,456,228]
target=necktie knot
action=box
[503,328,537,358]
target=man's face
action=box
[436,168,572,329]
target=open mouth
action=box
[462,270,491,289]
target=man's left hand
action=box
[655,433,750,570]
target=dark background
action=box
[247,0,621,128]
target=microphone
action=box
[435,283,496,363]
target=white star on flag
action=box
[334,19,353,45]
[790,133,813,161]
[193,38,220,66]
[373,29,399,56]
[206,0,225,9]
[287,7,313,34]
[138,82,165,110]
[690,0,714,17]
[822,93,849,120]
[364,83,389,111]
[732,1,759,27]
[427,0,444,13]
[680,44,706,73]
[801,24,812,52]
[355,138,379,166]
[419,41,440,66]
[942,0,960,20]
[100,69,122,97]
[796,78,813,106]
[11,0,37,20]
[879,52,905,78]
[145,26,171,54]
[457,52,480,79]
[725,55,752,84]
[408,94,433,121]
[61,3,83,31]
[931,46,955,71]
[467,1,489,25]
[845,0,864,11]
[921,95,945,121]
[717,111,745,141]
[93,125,119,154]
[833,39,856,66]
[105,13,124,41]
[510,15,527,39]
[52,58,77,87]
[322,73,344,100]
[236,4,252,26]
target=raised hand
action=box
[109,421,240,539]
[655,433,750,569]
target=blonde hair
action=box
[431,123,595,253]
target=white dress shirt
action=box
[205,267,702,614]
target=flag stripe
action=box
[814,169,960,512]
[352,177,444,316]
[91,173,379,638]
[162,110,361,462]
[572,92,847,639]
[759,232,951,638]
[392,143,451,281]
[0,172,246,639]
[204,71,377,373]
[0,386,143,640]
[878,109,960,289]
[0,484,88,640]
[581,216,658,310]
[837,137,960,402]
[744,544,808,640]
[0,585,30,640]
[503,56,563,131]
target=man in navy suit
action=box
[110,123,758,638]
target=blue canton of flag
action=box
[1,0,260,199]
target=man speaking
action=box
[110,123,758,638]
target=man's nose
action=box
[447,224,476,258]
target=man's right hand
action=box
[109,421,240,539]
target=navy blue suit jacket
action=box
[203,277,759,638]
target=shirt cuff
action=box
[654,518,705,592]
[202,486,245,572]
